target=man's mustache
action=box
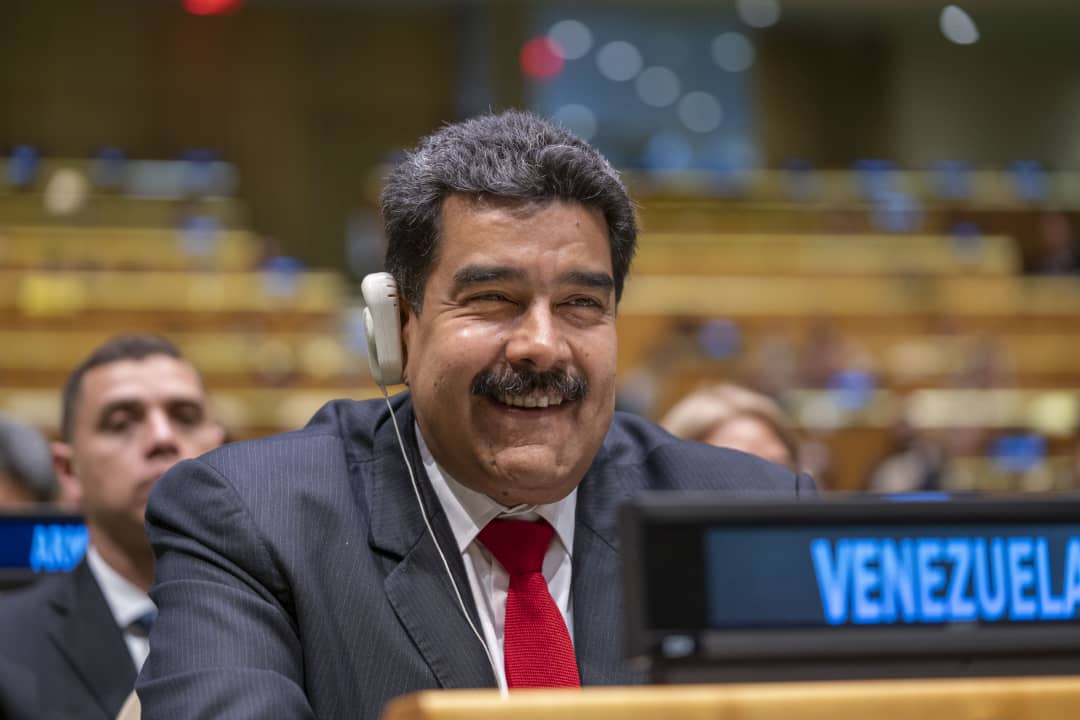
[471,366,588,402]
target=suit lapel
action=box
[46,560,136,717]
[572,462,646,686]
[365,396,496,689]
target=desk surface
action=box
[383,676,1080,720]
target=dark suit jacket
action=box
[138,394,814,720]
[0,560,137,720]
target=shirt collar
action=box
[415,422,577,557]
[85,545,156,631]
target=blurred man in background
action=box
[0,334,224,720]
[0,415,58,507]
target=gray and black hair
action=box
[60,334,187,442]
[380,110,637,312]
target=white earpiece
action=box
[361,272,404,387]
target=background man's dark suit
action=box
[138,393,814,720]
[0,561,136,720]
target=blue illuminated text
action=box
[30,523,89,572]
[810,536,1080,625]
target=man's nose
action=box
[505,302,568,370]
[144,409,179,455]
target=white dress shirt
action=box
[416,424,577,691]
[85,545,157,672]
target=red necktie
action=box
[477,518,581,688]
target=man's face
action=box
[56,355,224,545]
[402,195,618,506]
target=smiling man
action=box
[403,195,617,507]
[0,335,224,720]
[138,111,814,720]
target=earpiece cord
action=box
[380,388,510,700]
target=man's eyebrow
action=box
[450,265,614,295]
[95,399,144,422]
[450,265,526,295]
[560,270,614,292]
[166,397,206,411]
[96,396,203,419]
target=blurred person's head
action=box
[660,384,800,470]
[1035,210,1077,274]
[0,416,57,506]
[380,110,637,506]
[54,334,224,588]
[1070,434,1080,490]
[954,336,1011,389]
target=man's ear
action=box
[51,441,82,510]
[205,421,227,450]
[399,299,413,385]
[201,399,228,448]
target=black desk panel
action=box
[621,494,1080,683]
[0,511,86,591]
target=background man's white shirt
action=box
[85,546,156,672]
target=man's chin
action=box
[482,448,582,506]
[137,478,155,495]
[488,483,576,508]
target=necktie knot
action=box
[128,608,157,637]
[477,518,554,576]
